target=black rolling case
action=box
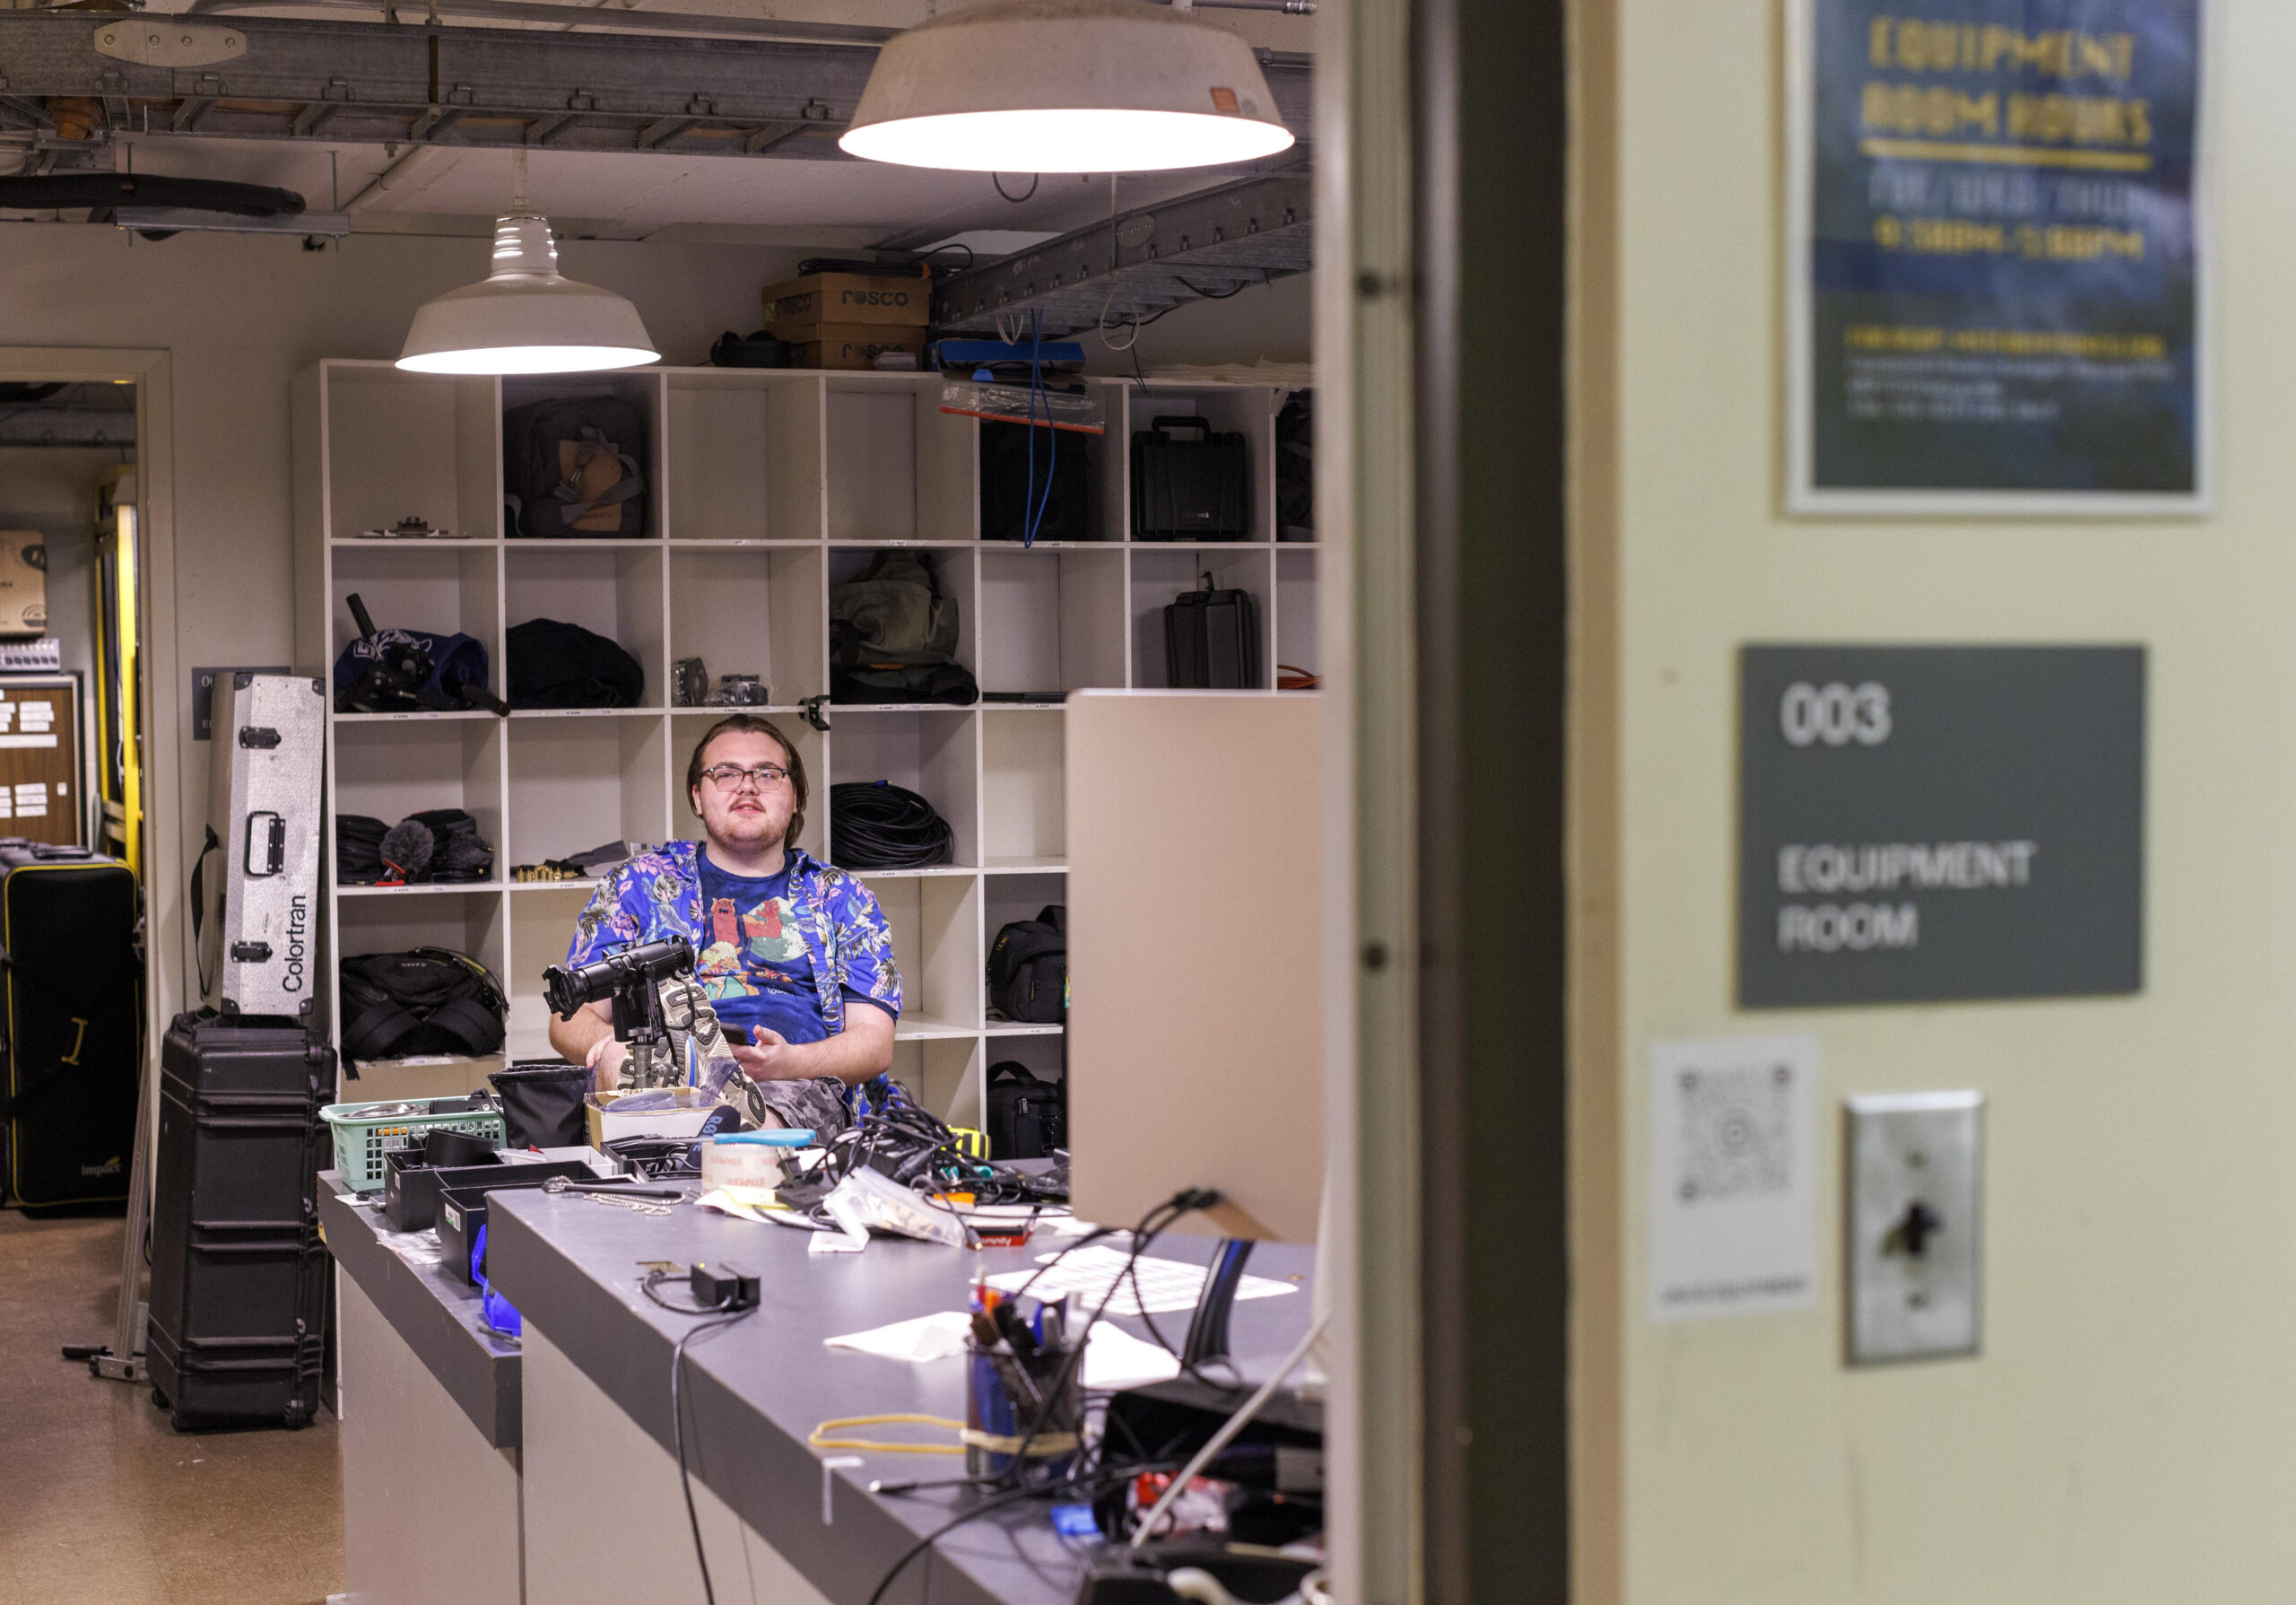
[1164,575,1261,689]
[1132,415,1249,540]
[0,843,142,1211]
[146,1013,335,1431]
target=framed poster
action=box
[1788,0,2208,513]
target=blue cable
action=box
[1022,308,1057,548]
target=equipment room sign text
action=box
[1740,644,2144,1007]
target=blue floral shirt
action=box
[567,841,902,1034]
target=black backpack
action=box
[987,905,1065,1024]
[503,397,648,537]
[337,947,507,1072]
[986,1061,1065,1160]
[506,618,646,709]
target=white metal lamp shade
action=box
[396,214,659,375]
[839,0,1294,173]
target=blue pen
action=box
[713,1129,815,1147]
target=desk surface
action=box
[486,1190,1315,1605]
[318,1169,527,1449]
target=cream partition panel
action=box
[1066,690,1324,1243]
[293,362,1317,1127]
[1574,3,2296,1602]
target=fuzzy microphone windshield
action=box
[378,818,436,882]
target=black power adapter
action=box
[688,1261,760,1312]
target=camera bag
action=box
[504,396,649,537]
[980,419,1092,542]
[830,552,979,705]
[506,618,647,710]
[336,947,506,1072]
[986,1060,1066,1160]
[987,904,1066,1025]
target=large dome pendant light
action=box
[396,149,660,375]
[839,0,1294,173]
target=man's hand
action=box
[584,1034,630,1089]
[734,1026,804,1082]
[731,1007,895,1087]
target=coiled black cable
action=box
[831,781,955,869]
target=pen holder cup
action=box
[964,1338,1081,1480]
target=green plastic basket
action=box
[321,1098,507,1193]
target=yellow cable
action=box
[807,1414,968,1455]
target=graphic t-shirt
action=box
[694,850,891,1045]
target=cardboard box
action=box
[763,272,933,334]
[584,1087,734,1147]
[0,533,48,638]
[794,325,930,371]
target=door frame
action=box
[0,345,179,1231]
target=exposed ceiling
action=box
[102,132,1247,242]
[0,0,1313,241]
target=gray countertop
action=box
[486,1189,1316,1605]
[318,1169,525,1449]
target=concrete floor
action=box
[0,1209,345,1605]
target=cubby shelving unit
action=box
[293,361,1317,1126]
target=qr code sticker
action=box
[1676,1061,1792,1203]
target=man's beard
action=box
[714,804,787,845]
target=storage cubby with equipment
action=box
[296,361,1315,1115]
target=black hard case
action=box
[1131,416,1249,540]
[147,1013,335,1431]
[1164,582,1261,689]
[0,845,142,1210]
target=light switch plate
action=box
[1846,1091,1983,1365]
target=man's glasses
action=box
[700,763,791,791]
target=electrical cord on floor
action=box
[830,781,954,870]
[653,1270,759,1605]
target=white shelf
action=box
[895,1011,980,1042]
[335,710,500,724]
[337,881,505,897]
[298,362,1316,1137]
[507,706,671,720]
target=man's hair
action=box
[686,713,807,847]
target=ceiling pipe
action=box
[342,142,439,212]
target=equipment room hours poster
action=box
[1788,0,2206,513]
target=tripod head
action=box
[544,936,697,1090]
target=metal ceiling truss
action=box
[932,171,1310,338]
[0,12,1311,163]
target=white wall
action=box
[1574,3,2296,1601]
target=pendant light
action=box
[396,150,659,375]
[839,0,1294,173]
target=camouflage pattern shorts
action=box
[751,1075,854,1139]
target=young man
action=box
[547,713,900,1133]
